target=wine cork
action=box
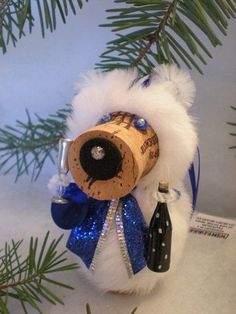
[68,112,159,200]
[159,181,169,193]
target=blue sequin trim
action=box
[122,195,148,274]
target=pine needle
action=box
[96,0,236,74]
[0,106,71,181]
[0,232,79,314]
[0,0,88,53]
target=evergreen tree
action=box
[0,0,235,179]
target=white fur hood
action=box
[66,65,198,188]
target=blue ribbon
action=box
[188,147,200,210]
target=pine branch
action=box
[0,0,88,53]
[133,0,177,66]
[96,0,236,74]
[0,1,236,179]
[0,231,78,314]
[0,106,70,181]
[0,232,136,313]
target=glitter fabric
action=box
[122,195,149,274]
[66,199,110,268]
[62,185,148,275]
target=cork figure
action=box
[48,65,197,294]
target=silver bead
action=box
[90,146,105,160]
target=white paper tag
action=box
[189,212,236,239]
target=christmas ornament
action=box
[48,65,198,294]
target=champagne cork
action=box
[159,181,169,193]
[68,112,159,200]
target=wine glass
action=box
[52,138,73,204]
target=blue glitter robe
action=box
[51,183,148,275]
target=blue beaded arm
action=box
[51,183,89,230]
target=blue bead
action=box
[134,116,148,131]
[142,78,151,87]
[98,113,112,124]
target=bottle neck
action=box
[158,188,168,193]
[156,190,169,203]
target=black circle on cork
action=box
[79,138,122,180]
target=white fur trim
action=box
[66,65,198,186]
[153,64,196,109]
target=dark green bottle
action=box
[147,181,172,272]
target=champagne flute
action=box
[52,138,73,204]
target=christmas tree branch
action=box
[0,107,70,181]
[0,1,236,179]
[0,0,88,53]
[97,0,236,74]
[133,0,178,66]
[0,231,78,314]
